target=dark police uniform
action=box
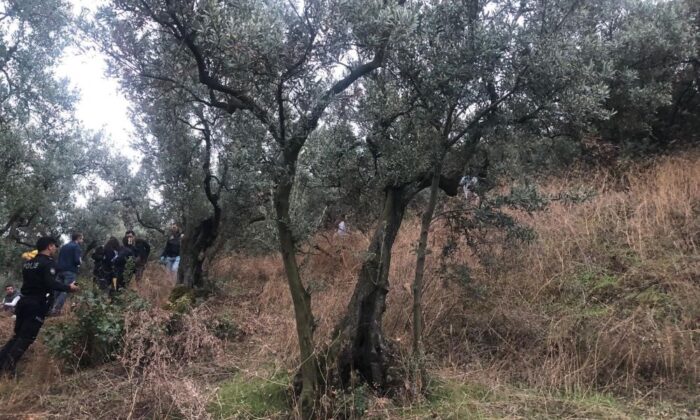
[0,253,70,375]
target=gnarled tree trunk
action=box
[331,186,409,390]
[176,115,222,289]
[275,175,320,417]
[178,215,219,288]
[323,173,461,394]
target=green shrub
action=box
[208,314,240,341]
[43,289,149,369]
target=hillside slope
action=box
[0,153,697,419]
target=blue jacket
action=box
[57,241,82,273]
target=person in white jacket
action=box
[2,284,21,314]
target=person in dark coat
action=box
[112,236,135,292]
[125,230,150,283]
[0,237,79,376]
[160,224,181,283]
[51,232,83,315]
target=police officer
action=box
[0,237,79,376]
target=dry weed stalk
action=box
[118,305,224,419]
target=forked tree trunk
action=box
[176,116,222,289]
[324,173,460,394]
[331,186,408,390]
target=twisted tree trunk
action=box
[324,173,461,393]
[178,215,219,288]
[332,186,408,390]
[176,116,222,289]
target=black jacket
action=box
[161,234,181,258]
[100,248,118,280]
[113,246,135,281]
[134,239,151,262]
[21,254,70,301]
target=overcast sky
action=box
[57,0,138,162]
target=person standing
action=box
[160,224,181,283]
[126,230,151,283]
[51,232,83,315]
[100,237,120,292]
[0,237,79,376]
[112,236,136,292]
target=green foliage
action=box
[578,271,621,303]
[207,314,240,341]
[43,289,149,369]
[166,285,195,314]
[0,0,113,276]
[211,372,290,419]
[165,285,212,313]
[633,285,672,308]
[334,384,370,418]
[592,0,698,153]
[397,378,686,419]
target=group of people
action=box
[90,225,181,293]
[91,230,149,295]
[0,224,183,377]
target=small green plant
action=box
[124,257,136,285]
[165,285,195,314]
[208,314,240,341]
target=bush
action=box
[208,314,241,341]
[43,289,149,369]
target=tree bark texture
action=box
[331,186,408,390]
[322,172,460,394]
[178,215,219,288]
[176,118,222,289]
[274,177,320,417]
[410,164,442,391]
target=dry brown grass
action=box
[428,153,699,396]
[0,153,697,418]
[211,153,698,402]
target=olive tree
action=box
[94,0,412,412]
[0,0,109,269]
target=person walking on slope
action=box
[160,224,181,283]
[0,237,79,377]
[112,236,136,293]
[99,237,120,293]
[51,232,83,316]
[126,230,151,283]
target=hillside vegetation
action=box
[0,153,697,418]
